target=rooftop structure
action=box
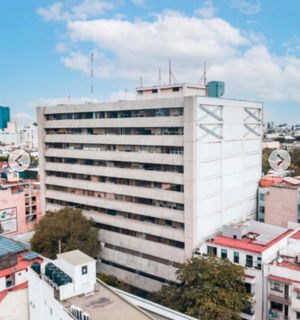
[0,235,42,320]
[28,250,197,320]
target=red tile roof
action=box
[277,261,300,272]
[291,230,300,240]
[268,274,300,284]
[0,256,42,278]
[208,229,293,253]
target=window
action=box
[172,87,180,92]
[207,246,217,256]
[256,257,262,270]
[271,281,283,292]
[297,291,300,299]
[270,301,283,312]
[296,311,300,319]
[259,193,265,201]
[82,265,88,275]
[221,249,227,260]
[259,206,265,213]
[234,252,239,264]
[246,255,253,267]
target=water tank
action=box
[31,262,41,275]
[207,81,225,97]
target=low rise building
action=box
[258,176,300,227]
[28,250,197,320]
[0,235,42,320]
[0,170,41,239]
[267,230,300,320]
[198,220,297,320]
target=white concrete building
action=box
[28,250,197,320]
[267,230,300,320]
[198,220,298,320]
[19,123,38,149]
[37,84,263,291]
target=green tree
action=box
[151,255,251,320]
[262,148,272,174]
[31,207,100,259]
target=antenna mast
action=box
[203,61,207,86]
[90,52,94,103]
[168,59,172,85]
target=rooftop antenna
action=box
[90,52,94,103]
[168,59,172,85]
[158,67,162,86]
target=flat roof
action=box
[0,236,28,257]
[63,280,155,320]
[58,250,95,266]
[208,221,293,253]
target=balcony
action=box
[45,148,184,165]
[45,134,183,147]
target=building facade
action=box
[0,170,42,238]
[258,176,300,227]
[37,88,262,291]
[0,106,10,130]
[198,220,298,320]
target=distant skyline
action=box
[0,0,299,125]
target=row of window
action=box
[46,197,184,230]
[45,157,184,173]
[45,107,184,121]
[207,246,262,269]
[45,143,184,155]
[46,170,184,192]
[46,127,184,136]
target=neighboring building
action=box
[198,220,297,320]
[0,235,42,320]
[19,123,38,149]
[28,250,197,320]
[37,83,263,291]
[0,106,10,130]
[267,229,300,320]
[0,170,41,238]
[258,176,300,227]
[262,140,280,149]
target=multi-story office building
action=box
[37,84,263,291]
[0,105,10,130]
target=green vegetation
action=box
[151,255,251,320]
[262,147,300,176]
[31,207,100,259]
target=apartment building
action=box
[0,235,42,320]
[37,84,262,291]
[0,169,41,238]
[198,220,297,320]
[258,176,300,227]
[267,230,300,320]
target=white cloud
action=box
[37,0,114,22]
[195,0,217,18]
[72,0,114,20]
[37,5,300,106]
[230,0,261,15]
[131,0,146,7]
[27,96,100,107]
[36,2,69,22]
[109,90,135,101]
[13,113,35,127]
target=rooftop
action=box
[57,250,95,266]
[207,220,292,253]
[63,280,155,320]
[0,236,28,257]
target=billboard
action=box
[0,207,17,234]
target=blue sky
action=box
[0,0,299,125]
